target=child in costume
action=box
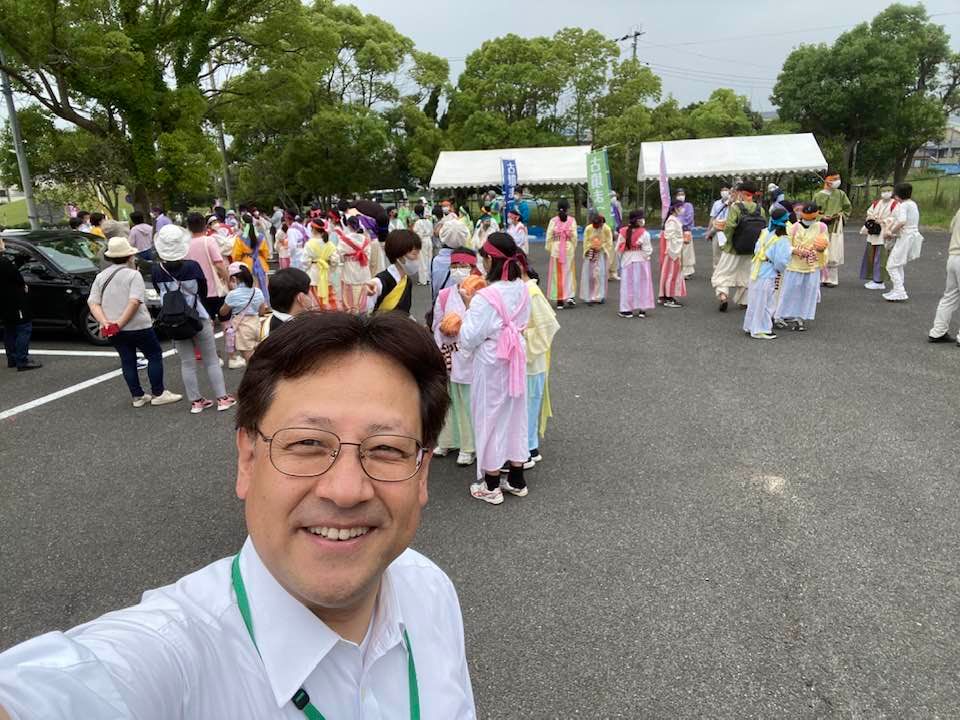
[545,198,578,309]
[580,214,613,305]
[659,200,687,308]
[617,210,656,318]
[522,259,559,468]
[775,202,829,332]
[743,207,793,340]
[432,249,483,467]
[302,218,340,310]
[364,229,422,316]
[218,263,266,368]
[459,232,531,505]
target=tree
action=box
[773,3,958,184]
[552,28,619,143]
[0,0,302,210]
[687,89,758,138]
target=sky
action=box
[348,0,960,112]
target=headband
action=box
[450,250,477,266]
[800,209,820,220]
[768,214,789,229]
[482,240,528,281]
[309,218,327,231]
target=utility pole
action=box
[0,48,40,230]
[206,60,234,211]
[616,26,645,61]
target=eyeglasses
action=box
[255,428,425,482]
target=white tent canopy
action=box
[430,145,591,189]
[638,133,827,181]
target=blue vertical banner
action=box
[501,158,517,227]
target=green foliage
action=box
[688,89,758,138]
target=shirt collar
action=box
[238,537,406,708]
[271,309,292,323]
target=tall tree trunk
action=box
[893,147,919,184]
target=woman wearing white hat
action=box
[152,224,236,414]
[87,237,182,408]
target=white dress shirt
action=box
[0,538,475,719]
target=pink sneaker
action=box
[190,398,214,414]
[217,395,237,412]
[469,483,504,505]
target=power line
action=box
[642,59,776,83]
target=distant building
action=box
[916,124,960,169]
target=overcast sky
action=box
[349,0,960,112]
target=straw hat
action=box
[103,236,139,258]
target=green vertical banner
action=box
[587,148,612,221]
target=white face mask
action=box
[720,190,730,200]
[830,180,841,189]
[449,268,471,284]
[676,195,686,202]
[881,191,893,200]
[402,257,420,277]
[442,207,451,215]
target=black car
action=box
[0,229,160,345]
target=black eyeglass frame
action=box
[254,427,426,482]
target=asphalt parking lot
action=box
[2,229,959,718]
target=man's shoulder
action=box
[388,548,456,596]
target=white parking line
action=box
[0,333,224,421]
[1,349,120,358]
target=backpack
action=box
[154,264,203,340]
[730,202,766,255]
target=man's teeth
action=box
[308,526,371,541]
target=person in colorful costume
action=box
[927,207,960,345]
[675,189,696,279]
[432,249,481,467]
[431,219,469,302]
[302,218,340,309]
[412,204,434,286]
[545,199,578,309]
[608,191,624,281]
[334,214,371,313]
[712,181,765,310]
[707,186,731,270]
[523,260,559,468]
[883,182,924,302]
[775,202,829,332]
[506,208,528,254]
[859,184,898,290]
[459,233,531,506]
[365,229,422,316]
[470,213,497,252]
[743,207,793,340]
[617,210,655,318]
[659,200,687,308]
[231,214,271,304]
[813,171,851,287]
[580,214,613,304]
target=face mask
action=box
[450,268,471,284]
[720,191,730,200]
[830,180,841,189]
[800,219,812,228]
[676,195,685,202]
[442,206,451,215]
[402,257,420,277]
[881,191,892,200]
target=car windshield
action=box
[34,237,101,273]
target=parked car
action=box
[0,229,160,345]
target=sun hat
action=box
[103,236,139,258]
[228,261,245,276]
[154,224,191,261]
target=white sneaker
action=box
[523,457,536,470]
[228,356,246,369]
[456,451,474,466]
[750,332,778,340]
[864,281,885,290]
[882,291,908,302]
[218,357,224,367]
[499,478,529,497]
[136,358,149,370]
[470,483,504,505]
[132,394,152,408]
[433,447,449,457]
[151,390,183,406]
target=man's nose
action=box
[311,446,376,508]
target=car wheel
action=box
[77,307,110,346]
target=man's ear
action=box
[236,429,256,499]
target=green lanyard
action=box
[230,555,420,720]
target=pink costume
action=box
[545,216,577,302]
[659,216,687,299]
[458,280,531,478]
[617,227,656,313]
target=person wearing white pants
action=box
[928,207,960,345]
[883,183,924,302]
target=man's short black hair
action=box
[68,217,84,230]
[214,206,226,223]
[894,182,913,200]
[78,210,90,220]
[186,212,206,234]
[236,311,450,447]
[384,229,420,263]
[130,211,145,225]
[90,212,105,226]
[268,268,311,313]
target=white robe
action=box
[458,280,530,477]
